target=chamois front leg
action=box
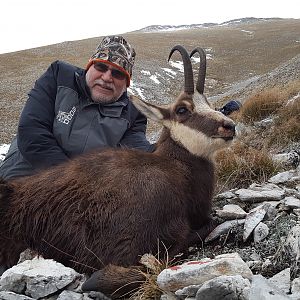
[187,217,217,246]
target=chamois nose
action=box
[223,120,236,133]
[218,120,236,138]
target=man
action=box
[0,36,153,180]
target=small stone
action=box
[268,268,291,295]
[283,196,300,209]
[57,291,83,300]
[215,204,247,220]
[243,204,269,242]
[249,274,290,299]
[235,188,284,203]
[205,219,245,243]
[195,275,250,300]
[253,222,269,243]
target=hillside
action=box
[0,17,299,143]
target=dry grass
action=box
[236,79,300,123]
[237,87,286,124]
[215,79,300,191]
[268,99,300,146]
[215,141,281,192]
[128,252,174,300]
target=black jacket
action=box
[0,61,153,180]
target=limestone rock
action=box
[205,219,245,243]
[249,274,290,299]
[215,204,247,220]
[243,204,269,242]
[253,222,269,243]
[157,252,252,292]
[0,257,80,299]
[195,275,250,300]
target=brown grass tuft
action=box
[128,253,171,300]
[267,99,300,146]
[215,142,281,192]
[237,87,286,124]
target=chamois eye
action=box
[176,107,189,115]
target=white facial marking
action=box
[163,120,231,159]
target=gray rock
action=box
[269,169,300,185]
[282,225,300,259]
[57,291,84,300]
[0,257,80,298]
[283,196,300,209]
[175,285,201,298]
[157,253,252,292]
[293,208,300,216]
[268,268,291,295]
[249,274,290,299]
[248,183,283,192]
[291,277,300,294]
[195,275,250,300]
[273,151,300,168]
[253,222,269,243]
[243,204,269,242]
[205,219,245,243]
[215,204,247,219]
[160,293,179,300]
[0,291,35,300]
[254,117,273,129]
[235,188,284,203]
[214,191,237,200]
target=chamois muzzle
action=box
[215,120,236,141]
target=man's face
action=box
[85,61,127,104]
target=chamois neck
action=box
[154,128,212,164]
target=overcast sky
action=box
[1,0,299,54]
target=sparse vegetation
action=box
[215,141,281,192]
[268,100,300,146]
[237,87,285,124]
[215,80,300,191]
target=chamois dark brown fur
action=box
[0,45,235,298]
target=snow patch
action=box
[169,60,184,72]
[141,70,151,75]
[0,144,10,161]
[150,75,160,84]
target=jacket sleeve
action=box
[119,110,155,152]
[17,61,69,170]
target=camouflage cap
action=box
[87,35,136,86]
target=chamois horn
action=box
[168,45,194,95]
[190,47,206,94]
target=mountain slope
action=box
[0,18,299,143]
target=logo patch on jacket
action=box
[56,106,76,124]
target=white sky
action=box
[1,0,299,54]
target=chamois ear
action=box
[130,95,168,122]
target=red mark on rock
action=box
[169,266,182,270]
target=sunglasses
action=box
[93,62,127,80]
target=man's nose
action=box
[101,69,113,81]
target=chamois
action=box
[0,45,235,298]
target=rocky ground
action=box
[0,160,300,299]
